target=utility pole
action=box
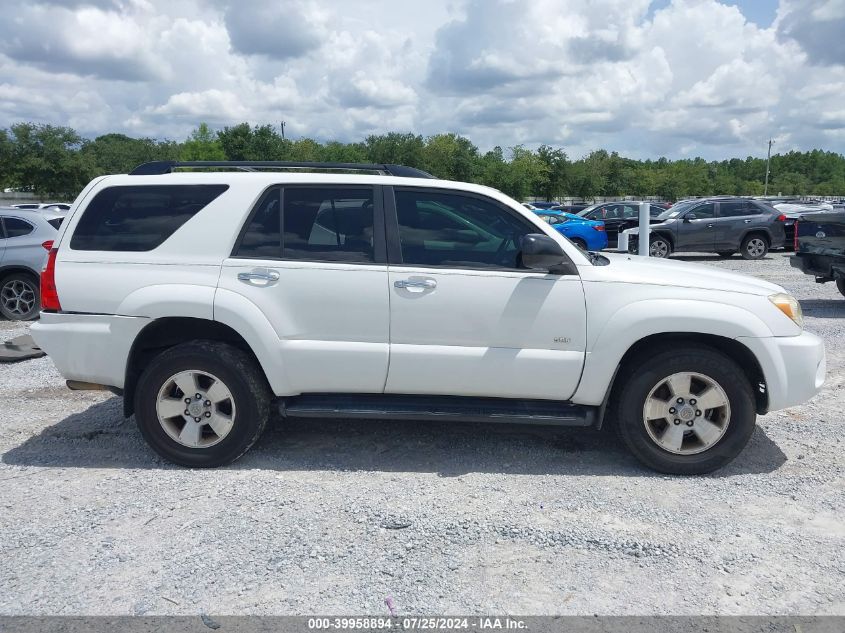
[764,138,774,195]
[280,121,286,140]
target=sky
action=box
[0,0,843,160]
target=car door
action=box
[713,201,766,250]
[675,202,716,252]
[0,216,38,268]
[218,184,390,394]
[384,186,587,401]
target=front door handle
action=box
[744,219,752,224]
[238,269,280,283]
[394,279,436,289]
[707,223,714,228]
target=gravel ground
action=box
[0,251,843,616]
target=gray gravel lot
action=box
[0,252,843,616]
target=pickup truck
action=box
[31,161,826,475]
[790,211,845,297]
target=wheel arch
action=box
[594,332,768,428]
[123,317,267,418]
[0,265,40,281]
[741,229,772,246]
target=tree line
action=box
[1,121,843,201]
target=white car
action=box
[31,161,826,474]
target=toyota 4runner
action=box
[31,161,826,474]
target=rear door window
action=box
[70,184,228,251]
[719,201,753,217]
[235,186,378,263]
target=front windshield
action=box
[577,203,602,217]
[656,199,697,220]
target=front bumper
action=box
[30,312,150,389]
[738,331,826,412]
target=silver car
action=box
[0,208,60,320]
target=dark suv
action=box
[627,198,786,259]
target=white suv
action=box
[31,161,826,474]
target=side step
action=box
[280,394,597,427]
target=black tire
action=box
[716,251,734,258]
[740,234,768,260]
[0,272,40,320]
[649,235,671,258]
[611,345,756,475]
[571,238,587,250]
[134,341,271,467]
[837,278,845,298]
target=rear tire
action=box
[134,341,271,467]
[716,251,734,258]
[611,346,756,475]
[837,278,845,298]
[571,238,587,250]
[0,273,40,321]
[740,234,768,260]
[649,235,671,258]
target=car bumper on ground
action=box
[30,312,150,389]
[737,331,826,412]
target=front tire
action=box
[741,234,768,260]
[611,346,756,474]
[134,341,271,467]
[649,235,671,258]
[0,273,40,320]
[837,278,845,298]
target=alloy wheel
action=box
[155,370,237,448]
[1,279,36,317]
[642,371,731,455]
[649,239,669,258]
[746,238,766,258]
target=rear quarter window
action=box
[70,184,228,251]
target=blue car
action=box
[535,210,608,251]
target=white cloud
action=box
[0,0,841,160]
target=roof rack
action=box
[129,160,435,179]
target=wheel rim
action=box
[1,279,36,316]
[155,370,236,448]
[650,240,669,257]
[746,238,765,257]
[642,371,731,455]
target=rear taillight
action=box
[776,214,787,222]
[41,248,61,312]
[42,240,54,251]
[593,225,605,231]
[793,221,800,251]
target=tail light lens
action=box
[776,214,787,222]
[41,248,61,312]
[593,225,605,231]
[41,240,54,251]
[794,221,800,251]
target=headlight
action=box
[769,293,803,328]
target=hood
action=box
[590,252,785,296]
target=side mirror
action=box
[684,213,697,222]
[520,234,577,274]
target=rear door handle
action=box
[394,279,436,289]
[707,223,714,228]
[238,269,280,283]
[744,219,752,224]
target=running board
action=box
[279,394,597,427]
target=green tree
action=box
[365,132,425,168]
[6,123,93,198]
[536,145,568,201]
[180,123,225,161]
[422,133,478,181]
[82,133,179,175]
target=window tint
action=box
[719,201,756,217]
[47,218,64,230]
[283,187,375,262]
[394,189,535,268]
[235,186,376,262]
[236,189,281,259]
[687,203,715,219]
[3,217,34,238]
[70,185,227,251]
